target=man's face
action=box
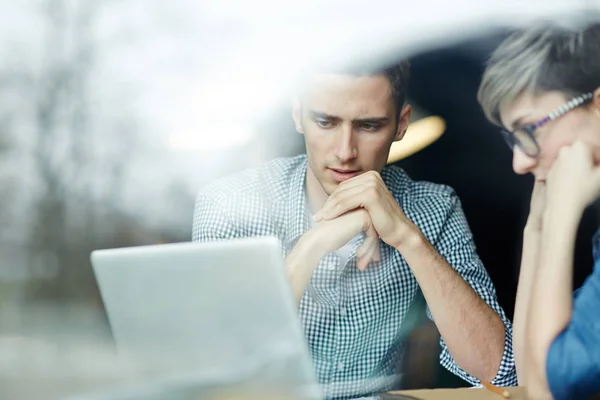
[293,73,411,196]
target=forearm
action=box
[512,226,542,385]
[525,208,579,396]
[397,231,505,381]
[285,231,324,303]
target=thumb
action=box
[365,222,381,262]
[364,219,378,239]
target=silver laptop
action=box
[88,236,322,399]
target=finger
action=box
[313,185,367,221]
[356,254,370,271]
[337,171,384,196]
[355,214,380,270]
[355,239,372,271]
[366,224,380,262]
[356,234,376,259]
[357,240,378,271]
[313,172,382,221]
[356,236,378,271]
[371,240,381,262]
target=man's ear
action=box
[393,104,412,142]
[292,98,304,134]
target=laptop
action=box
[87,236,323,399]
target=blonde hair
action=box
[478,21,600,126]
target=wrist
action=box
[298,226,328,257]
[391,222,425,252]
[542,203,582,233]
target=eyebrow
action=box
[308,110,389,124]
[509,115,531,131]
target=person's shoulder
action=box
[196,155,306,204]
[383,165,471,247]
[383,164,457,209]
[193,156,305,238]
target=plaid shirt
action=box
[192,155,517,398]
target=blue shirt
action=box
[193,155,516,399]
[547,228,600,400]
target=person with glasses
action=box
[478,21,600,400]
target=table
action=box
[389,387,527,400]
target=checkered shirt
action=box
[192,155,517,399]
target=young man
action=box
[478,22,600,400]
[194,62,516,398]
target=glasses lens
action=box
[513,128,539,157]
[500,130,515,150]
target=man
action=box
[193,61,516,398]
[478,21,600,400]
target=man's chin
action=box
[322,183,336,196]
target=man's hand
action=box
[545,141,600,216]
[314,172,507,381]
[313,171,417,249]
[310,208,380,271]
[286,208,380,302]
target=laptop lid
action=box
[90,236,321,399]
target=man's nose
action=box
[333,125,358,163]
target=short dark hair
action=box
[382,60,411,115]
[478,20,600,126]
[343,60,411,115]
[298,59,411,116]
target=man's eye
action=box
[316,120,332,128]
[360,123,379,131]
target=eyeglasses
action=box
[500,92,594,158]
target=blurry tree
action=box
[25,0,99,302]
[0,0,203,311]
[22,0,160,304]
[0,76,17,229]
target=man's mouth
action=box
[328,168,362,182]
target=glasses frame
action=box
[500,92,594,158]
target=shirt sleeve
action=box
[192,191,239,242]
[546,266,600,400]
[425,191,517,387]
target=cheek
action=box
[538,120,585,168]
[303,129,325,149]
[537,134,566,170]
[356,135,393,164]
[303,129,335,164]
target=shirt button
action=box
[337,362,345,371]
[340,307,347,317]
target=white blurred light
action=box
[165,68,283,152]
[168,124,255,152]
[387,116,446,164]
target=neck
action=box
[305,164,329,213]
